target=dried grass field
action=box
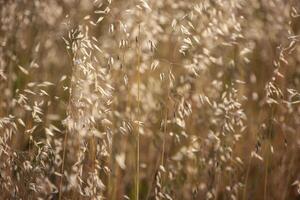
[1,0,300,199]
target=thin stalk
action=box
[161,67,170,167]
[264,144,270,200]
[59,46,76,200]
[243,156,253,200]
[161,101,168,167]
[161,40,177,166]
[59,130,68,200]
[135,24,141,200]
[264,105,275,200]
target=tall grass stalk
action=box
[135,24,141,200]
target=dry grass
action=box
[1,0,300,199]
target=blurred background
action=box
[1,0,300,199]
